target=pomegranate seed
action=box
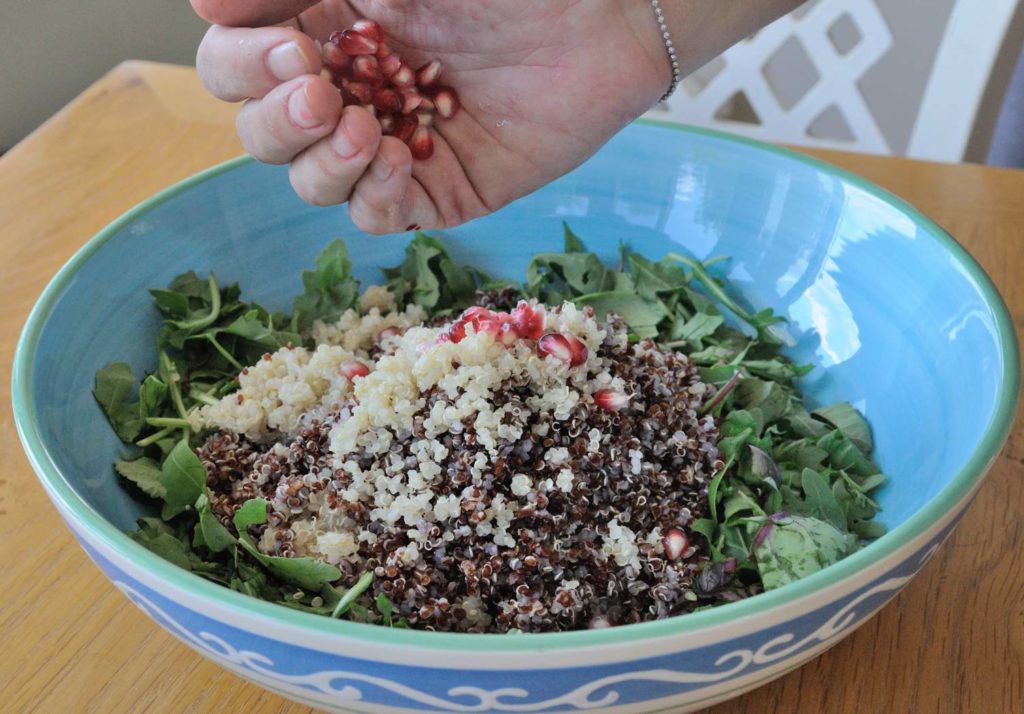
[497,321,520,347]
[537,332,588,366]
[446,319,467,343]
[393,116,417,142]
[378,113,396,135]
[461,306,494,321]
[322,42,351,73]
[319,67,334,84]
[352,19,384,42]
[375,39,392,58]
[511,301,544,339]
[432,87,460,119]
[416,59,443,87]
[415,110,434,127]
[663,528,689,561]
[391,64,416,88]
[337,29,378,55]
[594,388,630,412]
[400,89,423,114]
[417,96,436,112]
[340,360,371,380]
[380,54,403,78]
[473,317,502,339]
[372,88,402,113]
[378,325,402,342]
[352,55,380,82]
[408,126,434,159]
[363,104,377,118]
[341,79,374,104]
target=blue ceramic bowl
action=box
[13,122,1020,713]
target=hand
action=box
[192,0,671,233]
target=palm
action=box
[293,0,664,224]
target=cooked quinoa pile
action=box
[192,288,721,633]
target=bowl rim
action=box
[12,120,1021,653]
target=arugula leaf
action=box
[149,288,190,318]
[114,457,166,498]
[233,498,342,590]
[817,430,880,477]
[291,239,360,333]
[669,313,724,347]
[563,222,586,253]
[94,363,144,442]
[627,253,689,301]
[332,571,374,618]
[383,233,483,313]
[813,402,873,454]
[526,250,615,303]
[574,291,667,337]
[138,375,168,419]
[196,494,236,553]
[800,468,847,530]
[159,440,207,519]
[753,514,858,590]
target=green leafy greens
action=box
[95,227,887,627]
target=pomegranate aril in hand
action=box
[337,29,378,56]
[373,88,402,114]
[352,55,381,82]
[352,19,384,43]
[325,20,461,161]
[380,54,403,78]
[400,89,423,115]
[408,126,434,160]
[393,116,417,142]
[322,42,351,73]
[341,79,374,104]
[537,333,588,367]
[432,87,460,119]
[416,59,443,87]
[391,64,416,89]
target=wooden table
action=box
[1,62,1021,713]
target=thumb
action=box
[191,0,321,27]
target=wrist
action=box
[622,0,680,105]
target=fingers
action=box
[191,0,321,27]
[288,106,383,205]
[197,25,320,102]
[348,138,442,234]
[236,76,344,164]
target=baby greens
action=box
[95,226,886,626]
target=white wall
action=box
[0,1,208,150]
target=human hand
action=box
[192,0,672,233]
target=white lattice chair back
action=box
[646,0,1022,162]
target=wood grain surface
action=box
[0,62,1021,714]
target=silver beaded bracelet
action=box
[649,0,681,102]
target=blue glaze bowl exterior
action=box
[13,122,1019,713]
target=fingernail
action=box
[268,41,310,81]
[371,155,395,181]
[288,85,324,129]
[330,115,359,160]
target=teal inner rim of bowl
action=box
[13,121,1020,651]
